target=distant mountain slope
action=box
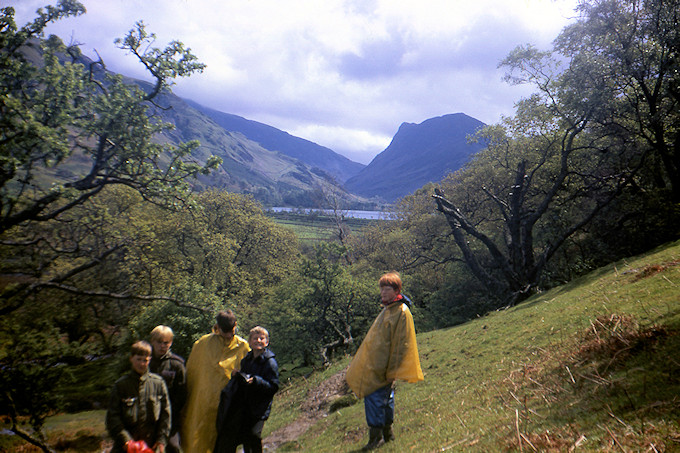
[344,113,486,202]
[185,101,365,183]
[150,91,360,206]
[36,40,364,208]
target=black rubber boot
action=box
[361,426,383,451]
[382,424,395,443]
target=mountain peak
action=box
[344,113,486,202]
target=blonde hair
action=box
[150,325,174,342]
[249,326,269,341]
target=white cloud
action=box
[7,0,579,164]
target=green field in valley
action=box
[266,211,378,244]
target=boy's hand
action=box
[152,443,165,453]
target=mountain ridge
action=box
[184,100,365,184]
[38,36,489,207]
[344,113,486,202]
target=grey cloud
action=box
[337,33,407,80]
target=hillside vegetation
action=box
[3,240,679,453]
[2,2,679,451]
[264,240,680,452]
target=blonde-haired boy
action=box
[214,326,279,453]
[149,325,186,453]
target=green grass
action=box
[0,410,107,452]
[267,212,376,244]
[5,241,680,452]
[265,240,680,452]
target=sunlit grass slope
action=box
[267,240,680,452]
[4,241,679,452]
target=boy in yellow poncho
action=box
[181,310,250,453]
[345,272,424,451]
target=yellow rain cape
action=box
[345,301,424,398]
[181,333,250,453]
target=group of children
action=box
[106,272,423,453]
[106,316,277,453]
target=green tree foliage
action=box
[0,3,221,449]
[124,190,301,358]
[262,243,376,369]
[433,0,680,306]
[554,0,680,202]
[0,2,220,317]
[433,110,629,306]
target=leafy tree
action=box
[431,0,680,305]
[0,3,219,316]
[554,0,680,202]
[0,3,219,449]
[262,242,375,368]
[433,94,634,306]
[123,190,301,353]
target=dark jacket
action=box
[238,348,279,420]
[106,370,171,453]
[149,351,186,434]
[214,349,279,453]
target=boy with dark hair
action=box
[150,325,186,453]
[182,310,250,453]
[214,326,279,453]
[345,272,424,450]
[107,340,171,453]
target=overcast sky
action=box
[9,0,579,164]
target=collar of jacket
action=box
[382,294,404,307]
[131,370,150,381]
[158,350,173,361]
[248,348,275,361]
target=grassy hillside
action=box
[4,241,679,452]
[265,240,680,452]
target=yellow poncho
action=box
[181,333,250,453]
[345,301,424,398]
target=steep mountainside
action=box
[37,40,364,208]
[185,101,365,183]
[40,38,487,207]
[344,113,486,202]
[149,91,354,206]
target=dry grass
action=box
[499,313,680,452]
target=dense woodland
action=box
[1,0,679,451]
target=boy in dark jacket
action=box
[214,326,279,453]
[149,325,186,453]
[106,341,171,453]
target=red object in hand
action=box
[126,440,154,453]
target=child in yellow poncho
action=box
[181,310,250,453]
[345,272,424,450]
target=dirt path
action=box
[263,368,351,451]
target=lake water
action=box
[269,207,393,220]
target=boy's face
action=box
[380,285,397,304]
[130,354,151,375]
[151,335,173,358]
[249,333,269,352]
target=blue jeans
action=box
[364,385,394,428]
